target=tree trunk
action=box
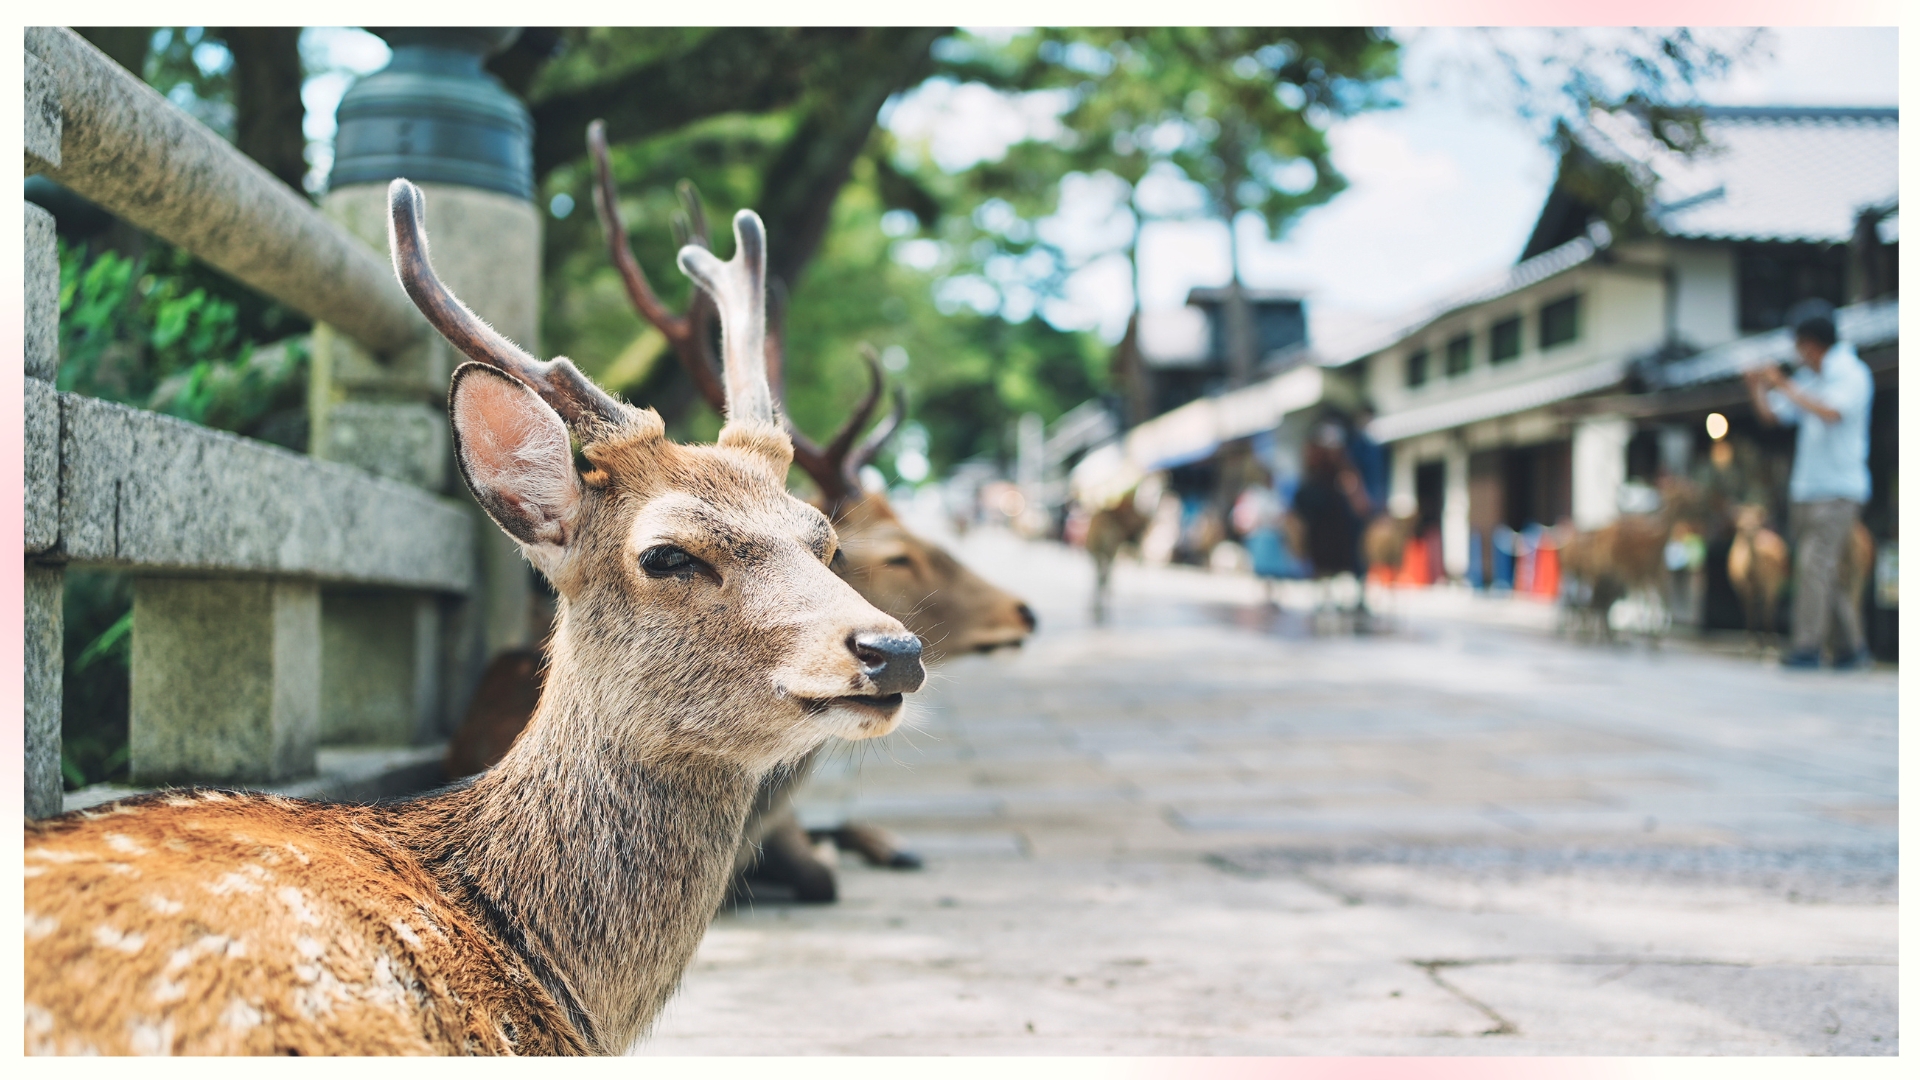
[224,27,310,196]
[75,27,153,78]
[1219,144,1257,390]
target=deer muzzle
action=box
[850,632,925,696]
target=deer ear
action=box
[450,363,582,549]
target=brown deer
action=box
[1086,494,1151,623]
[1558,478,1706,643]
[24,180,925,1055]
[1726,504,1790,649]
[441,125,1033,901]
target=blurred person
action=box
[1743,304,1875,670]
[1233,467,1296,606]
[1344,402,1389,521]
[1287,423,1369,590]
[1343,403,1388,616]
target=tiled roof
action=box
[1294,232,1602,372]
[1629,106,1898,244]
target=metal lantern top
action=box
[328,27,533,201]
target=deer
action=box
[441,123,1033,902]
[1558,477,1707,644]
[24,179,926,1056]
[1085,492,1151,624]
[1726,503,1790,650]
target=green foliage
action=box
[145,27,236,140]
[894,27,1399,327]
[57,236,312,450]
[61,572,134,790]
[781,160,1107,476]
[1035,28,1398,230]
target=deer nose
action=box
[851,632,924,695]
[1016,603,1038,632]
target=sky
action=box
[886,26,1901,347]
[299,26,1899,349]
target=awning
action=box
[1124,364,1327,473]
[1367,358,1631,443]
[1068,363,1330,508]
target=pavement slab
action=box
[636,526,1897,1056]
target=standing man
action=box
[1743,306,1875,669]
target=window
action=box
[1445,334,1472,377]
[1539,294,1580,350]
[1489,316,1522,363]
[1405,348,1429,388]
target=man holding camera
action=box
[1744,306,1875,670]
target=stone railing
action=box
[24,28,486,817]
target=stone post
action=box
[319,589,440,745]
[1441,437,1471,581]
[25,43,65,818]
[315,28,541,738]
[129,579,320,785]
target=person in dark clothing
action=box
[1343,403,1388,597]
[1289,423,1367,579]
[1345,402,1389,516]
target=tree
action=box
[886,28,1398,393]
[223,27,309,193]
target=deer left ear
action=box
[449,362,583,549]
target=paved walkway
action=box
[639,526,1898,1055]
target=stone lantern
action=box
[312,27,543,746]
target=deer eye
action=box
[640,544,712,581]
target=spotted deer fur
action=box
[24,180,924,1055]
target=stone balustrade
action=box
[23,28,493,818]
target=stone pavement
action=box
[638,526,1898,1056]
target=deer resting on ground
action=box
[442,124,1033,902]
[24,180,924,1055]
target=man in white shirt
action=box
[1744,308,1875,669]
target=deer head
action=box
[588,135,1034,662]
[389,179,922,771]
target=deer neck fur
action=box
[414,633,762,1055]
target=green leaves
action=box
[56,236,311,449]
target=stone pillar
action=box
[25,49,66,816]
[320,589,440,745]
[1572,416,1632,530]
[129,579,321,785]
[25,567,64,818]
[1441,437,1471,580]
[316,29,540,739]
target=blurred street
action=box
[639,526,1897,1055]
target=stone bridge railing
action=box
[23,28,506,817]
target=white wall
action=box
[1670,244,1740,349]
[1571,416,1632,529]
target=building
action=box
[1334,106,1896,617]
[1113,288,1309,424]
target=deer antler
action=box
[678,211,776,427]
[387,178,625,432]
[587,121,726,414]
[788,347,888,506]
[848,382,910,480]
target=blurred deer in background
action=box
[1086,491,1151,623]
[1726,503,1790,650]
[26,181,923,1055]
[1558,478,1706,644]
[444,123,1034,902]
